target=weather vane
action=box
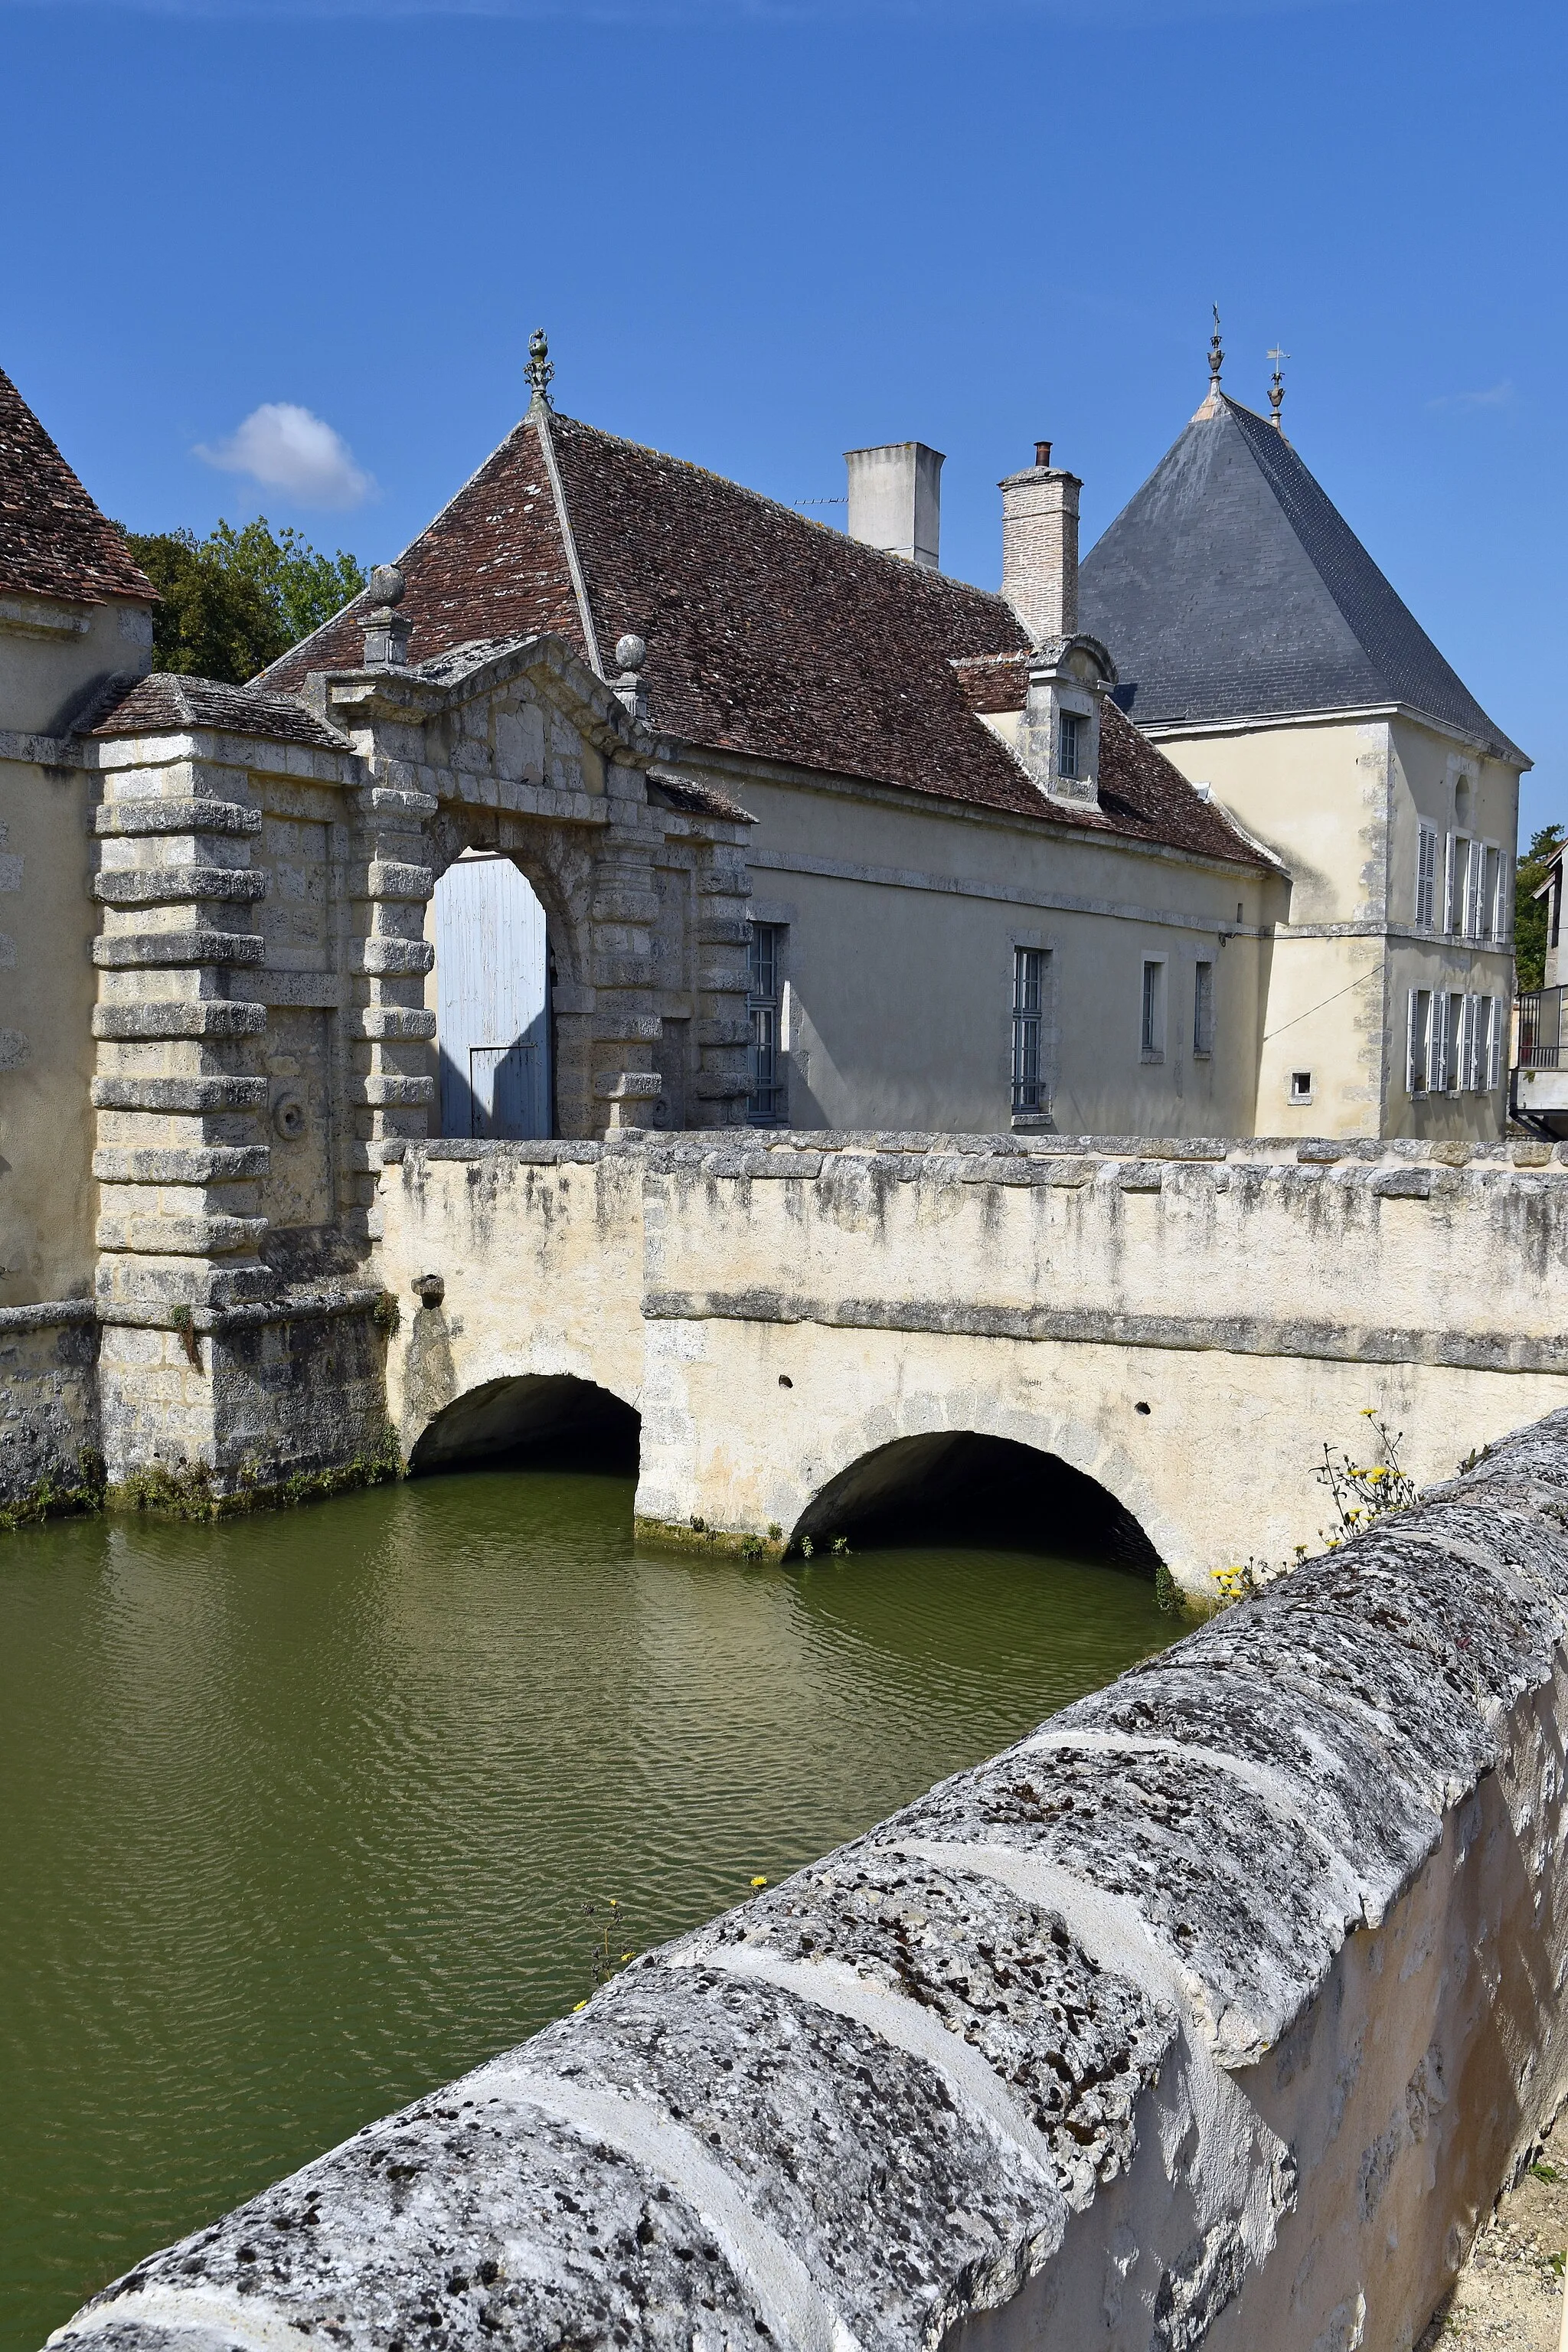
[1208,305,1224,394]
[525,327,554,413]
[1268,342,1289,432]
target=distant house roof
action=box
[0,364,154,608]
[1078,393,1527,767]
[88,671,349,752]
[262,407,1266,869]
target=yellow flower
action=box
[573,2000,587,2011]
[1367,1466,1387,1482]
[750,1876,768,1889]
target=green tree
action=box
[1514,823,1565,993]
[121,518,366,686]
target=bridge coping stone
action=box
[48,1411,1568,2352]
[377,1130,1568,1174]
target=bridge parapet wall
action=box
[376,1131,1568,1587]
[50,1414,1568,2352]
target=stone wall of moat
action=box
[47,1410,1568,2352]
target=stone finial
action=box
[613,632,649,722]
[361,564,410,668]
[526,328,555,414]
[1268,343,1289,433]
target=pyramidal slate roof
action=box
[1078,392,1526,766]
[262,406,1266,867]
[0,364,154,608]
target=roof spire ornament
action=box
[1208,305,1224,394]
[1268,342,1289,432]
[525,328,554,414]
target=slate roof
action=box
[0,364,154,607]
[263,407,1266,867]
[88,671,350,752]
[1078,394,1526,766]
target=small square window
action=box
[1289,1070,1314,1105]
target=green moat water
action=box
[0,1461,1176,2352]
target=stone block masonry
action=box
[376,1128,1568,1595]
[46,1410,1568,2352]
[0,1302,98,1510]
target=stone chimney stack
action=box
[844,442,943,570]
[1000,443,1081,644]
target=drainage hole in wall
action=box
[1135,1401,1152,1416]
[778,1375,794,1389]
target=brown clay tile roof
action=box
[1095,699,1275,865]
[263,407,1266,867]
[0,365,154,607]
[263,416,580,694]
[88,671,349,752]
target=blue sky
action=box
[2,0,1561,832]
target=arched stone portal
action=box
[409,1374,639,1475]
[789,1431,1161,1572]
[432,853,553,1139]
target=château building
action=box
[0,339,1528,1504]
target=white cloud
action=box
[194,402,375,508]
[1427,380,1517,415]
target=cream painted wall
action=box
[0,595,152,736]
[1155,714,1521,1140]
[691,756,1283,1139]
[0,754,100,1304]
[0,593,152,1308]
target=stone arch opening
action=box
[424,812,603,1140]
[408,1374,640,1477]
[431,852,554,1138]
[791,1432,1161,1576]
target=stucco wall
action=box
[1155,715,1520,1142]
[376,1130,1568,1597]
[0,752,100,1305]
[693,754,1281,1138]
[48,1409,1568,2352]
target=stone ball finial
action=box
[615,634,647,675]
[368,564,405,609]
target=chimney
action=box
[999,445,1081,645]
[844,442,943,570]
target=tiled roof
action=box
[949,658,1274,867]
[0,364,154,607]
[88,671,350,751]
[263,407,1266,865]
[1080,394,1527,766]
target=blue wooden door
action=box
[433,855,551,1138]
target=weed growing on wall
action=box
[1210,1412,1417,1607]
[114,1425,403,1520]
[576,1900,636,2008]
[0,1448,106,1532]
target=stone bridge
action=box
[48,1413,1568,2352]
[375,1128,1568,1598]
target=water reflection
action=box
[0,1463,1174,2352]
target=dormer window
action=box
[1057,712,1084,781]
